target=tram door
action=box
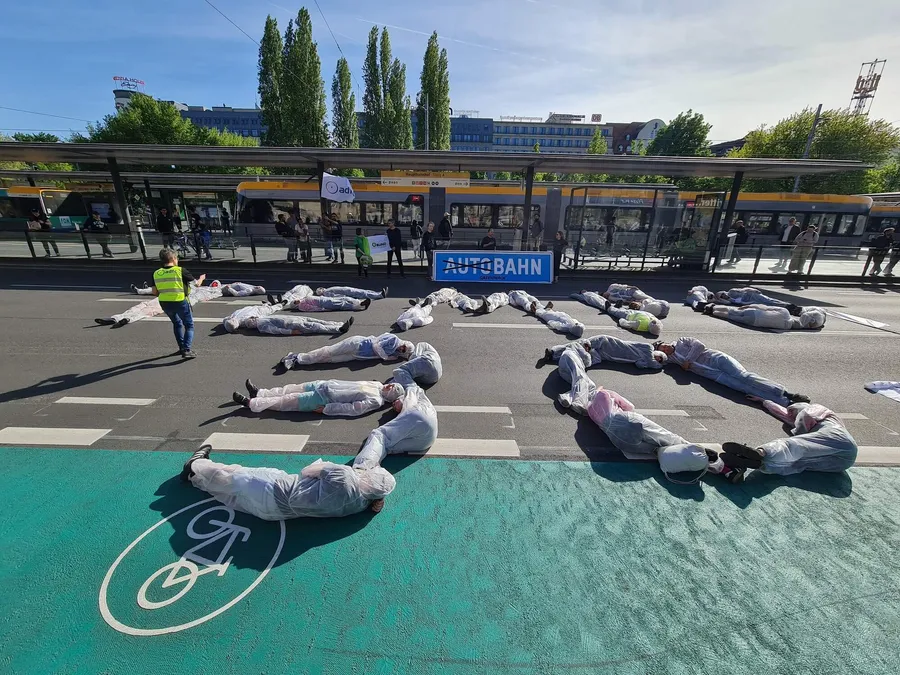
[681,192,724,271]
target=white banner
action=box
[367,234,389,255]
[320,172,355,202]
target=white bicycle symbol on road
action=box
[137,505,250,610]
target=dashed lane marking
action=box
[412,439,520,458]
[0,426,111,446]
[201,432,310,453]
[452,323,614,330]
[433,405,512,414]
[11,284,121,290]
[636,409,690,417]
[145,316,222,324]
[55,396,157,406]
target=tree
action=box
[331,58,363,178]
[280,8,329,147]
[646,110,712,157]
[12,132,62,143]
[258,15,284,146]
[415,32,451,150]
[387,59,413,149]
[361,26,383,148]
[733,108,900,194]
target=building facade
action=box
[608,119,665,154]
[179,106,265,138]
[491,113,612,154]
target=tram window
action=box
[498,205,540,229]
[742,212,775,234]
[41,191,88,217]
[365,202,391,224]
[564,206,604,231]
[853,216,867,235]
[397,201,423,226]
[776,213,806,233]
[808,213,836,234]
[614,209,645,231]
[0,196,35,218]
[836,215,857,235]
[461,204,492,228]
[327,202,360,224]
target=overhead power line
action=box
[0,106,92,123]
[312,0,363,94]
[202,0,259,45]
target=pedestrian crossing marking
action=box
[201,432,310,453]
[412,439,520,458]
[56,396,157,406]
[0,427,111,446]
[434,405,512,414]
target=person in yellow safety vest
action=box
[152,249,205,358]
[602,299,662,336]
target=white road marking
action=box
[836,413,869,420]
[11,284,121,290]
[412,439,520,458]
[433,405,512,414]
[56,396,157,406]
[0,426,111,446]
[145,316,222,323]
[636,409,690,417]
[782,330,889,337]
[855,447,900,465]
[201,432,309,453]
[97,298,146,302]
[452,323,613,330]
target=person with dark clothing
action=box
[728,220,748,264]
[156,207,176,250]
[27,208,59,256]
[480,228,497,250]
[151,248,203,358]
[410,220,423,259]
[297,215,311,263]
[221,208,232,235]
[279,214,297,262]
[85,211,114,257]
[776,218,801,268]
[172,211,183,232]
[386,219,405,277]
[530,216,544,250]
[552,230,566,282]
[438,212,452,247]
[605,217,616,248]
[329,212,345,264]
[422,221,437,276]
[886,239,900,277]
[189,208,202,231]
[190,208,212,260]
[870,228,895,276]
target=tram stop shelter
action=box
[0,142,869,271]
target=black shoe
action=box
[703,304,715,315]
[544,348,553,363]
[787,303,803,316]
[422,296,433,307]
[721,452,762,470]
[721,442,765,460]
[723,466,746,483]
[266,293,276,305]
[381,287,388,298]
[181,444,211,481]
[112,318,129,328]
[233,391,250,407]
[245,378,259,397]
[276,294,284,304]
[340,316,354,333]
[130,284,139,294]
[361,298,371,310]
[95,318,115,326]
[182,349,197,359]
[787,392,810,404]
[615,300,624,308]
[692,302,707,313]
[545,301,554,310]
[409,298,420,306]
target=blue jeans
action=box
[161,300,194,351]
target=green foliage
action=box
[387,58,413,149]
[867,153,900,193]
[361,27,382,148]
[257,15,284,146]
[3,133,73,172]
[733,108,900,194]
[12,132,61,143]
[415,32,451,150]
[647,110,712,157]
[280,8,329,147]
[361,26,412,149]
[331,57,358,150]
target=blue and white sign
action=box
[432,251,553,284]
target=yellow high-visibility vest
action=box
[631,311,651,332]
[153,265,185,302]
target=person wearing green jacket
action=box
[355,227,371,277]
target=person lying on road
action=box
[544,335,667,370]
[391,341,443,386]
[281,333,413,369]
[315,285,387,300]
[232,379,404,416]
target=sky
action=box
[2,0,899,143]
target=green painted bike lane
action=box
[2,446,900,674]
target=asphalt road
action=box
[1,266,899,462]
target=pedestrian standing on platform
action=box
[329,212,345,264]
[321,213,334,261]
[728,220,748,264]
[190,208,212,260]
[530,215,544,250]
[386,219,405,278]
[605,217,616,249]
[788,225,819,273]
[869,228,895,276]
[27,208,59,257]
[776,217,801,268]
[298,215,311,264]
[156,207,176,250]
[410,220,423,259]
[886,239,900,277]
[552,230,566,282]
[480,228,497,250]
[438,211,453,248]
[85,211,114,257]
[355,227,371,278]
[278,214,296,262]
[220,208,232,235]
[422,222,437,277]
[152,248,203,358]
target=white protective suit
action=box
[793,307,826,329]
[587,389,688,460]
[865,381,900,403]
[110,282,222,325]
[133,284,154,296]
[664,337,793,406]
[288,296,367,312]
[753,401,858,475]
[577,290,669,318]
[353,384,438,470]
[606,305,662,336]
[714,287,791,308]
[549,335,666,370]
[190,457,395,521]
[556,343,596,414]
[223,303,283,332]
[422,287,459,305]
[316,286,384,300]
[392,342,443,386]
[478,292,511,314]
[395,303,434,331]
[535,306,585,337]
[248,380,403,416]
[283,333,414,369]
[450,293,481,312]
[282,284,314,304]
[685,285,714,306]
[508,290,546,311]
[604,284,651,303]
[711,304,794,330]
[222,282,266,297]
[253,315,346,336]
[571,290,607,311]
